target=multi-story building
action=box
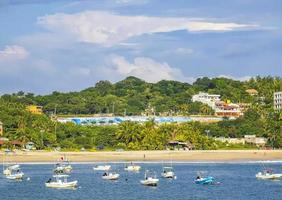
[192,92,244,117]
[192,92,220,109]
[274,92,282,110]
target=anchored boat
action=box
[53,156,72,174]
[124,163,141,172]
[161,166,176,179]
[195,176,215,185]
[45,175,78,189]
[140,170,159,186]
[256,169,282,180]
[93,165,111,171]
[102,171,120,180]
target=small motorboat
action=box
[3,164,20,176]
[256,169,282,180]
[53,164,72,174]
[140,170,159,186]
[124,163,141,172]
[45,175,78,189]
[161,167,176,179]
[195,176,215,185]
[6,171,24,180]
[53,156,73,174]
[102,171,120,180]
[93,165,111,171]
[4,164,24,180]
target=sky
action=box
[0,0,281,94]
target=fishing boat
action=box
[53,156,72,174]
[93,165,111,171]
[256,169,282,180]
[3,164,20,176]
[140,170,159,186]
[3,164,24,180]
[102,171,120,180]
[161,166,176,179]
[124,163,141,172]
[45,175,78,188]
[195,176,215,185]
[6,171,24,180]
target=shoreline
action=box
[1,150,282,163]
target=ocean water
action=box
[0,162,282,200]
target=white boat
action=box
[102,171,120,180]
[53,156,72,174]
[256,170,282,180]
[6,172,24,180]
[3,164,24,180]
[93,165,111,171]
[45,175,78,188]
[140,170,159,186]
[161,167,175,179]
[3,164,20,175]
[124,163,141,172]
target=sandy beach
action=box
[1,150,282,163]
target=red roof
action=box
[11,140,23,145]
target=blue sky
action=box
[0,0,281,94]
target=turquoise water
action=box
[1,163,282,200]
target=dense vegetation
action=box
[0,76,281,150]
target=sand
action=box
[1,150,282,163]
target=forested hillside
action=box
[0,76,281,150]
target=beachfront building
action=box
[215,135,267,147]
[192,92,220,109]
[274,92,282,110]
[166,141,195,150]
[0,121,3,136]
[214,102,243,118]
[192,92,245,118]
[26,105,43,115]
[244,135,267,147]
[215,137,245,144]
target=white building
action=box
[192,92,220,109]
[274,92,282,110]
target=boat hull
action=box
[93,165,111,171]
[256,173,282,180]
[124,166,141,172]
[140,178,159,186]
[45,181,78,188]
[102,174,120,180]
[6,172,24,180]
[161,171,175,178]
[195,177,214,185]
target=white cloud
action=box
[106,55,194,83]
[115,0,148,4]
[0,45,29,61]
[37,11,257,46]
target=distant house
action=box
[25,142,36,150]
[11,140,23,148]
[26,105,43,115]
[274,92,282,110]
[246,89,258,96]
[192,92,220,109]
[0,137,9,147]
[167,141,195,150]
[215,137,245,144]
[244,135,267,147]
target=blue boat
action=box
[195,176,214,185]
